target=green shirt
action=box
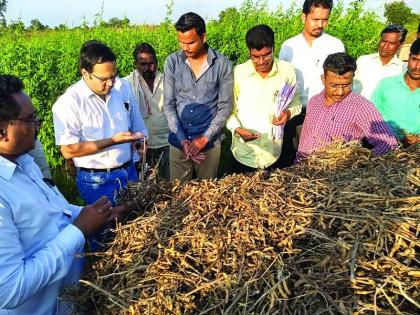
[371,74,420,138]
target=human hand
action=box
[181,140,192,159]
[403,134,420,146]
[111,131,145,145]
[190,152,207,164]
[73,196,113,238]
[272,110,291,126]
[109,203,129,222]
[234,128,260,142]
[187,136,209,157]
[133,139,147,155]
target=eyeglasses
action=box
[89,72,118,83]
[14,113,43,127]
[326,83,352,91]
[250,50,274,62]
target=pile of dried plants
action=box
[65,143,419,315]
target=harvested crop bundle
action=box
[65,143,420,315]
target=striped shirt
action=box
[296,91,398,162]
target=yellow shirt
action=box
[227,59,302,168]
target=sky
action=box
[5,0,420,28]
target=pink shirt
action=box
[296,91,398,162]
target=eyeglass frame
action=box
[89,72,118,83]
[249,48,274,63]
[12,112,43,127]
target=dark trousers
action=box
[279,108,306,167]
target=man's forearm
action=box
[60,138,114,159]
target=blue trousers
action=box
[76,162,137,251]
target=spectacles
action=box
[250,50,273,62]
[89,72,117,83]
[14,113,43,127]
[327,83,352,91]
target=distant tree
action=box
[218,7,239,22]
[28,18,48,31]
[8,20,25,31]
[54,23,68,30]
[0,0,7,27]
[384,1,416,26]
[107,17,130,28]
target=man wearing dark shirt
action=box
[163,12,233,181]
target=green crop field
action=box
[0,0,386,201]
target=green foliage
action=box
[384,0,416,26]
[0,0,384,199]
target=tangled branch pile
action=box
[68,143,420,314]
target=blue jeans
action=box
[76,162,137,251]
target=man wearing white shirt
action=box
[53,41,148,207]
[53,41,147,250]
[0,74,124,314]
[125,43,170,180]
[279,0,344,164]
[354,24,407,100]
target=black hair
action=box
[417,23,420,34]
[410,38,420,55]
[381,24,407,44]
[323,52,357,75]
[245,24,275,50]
[175,12,206,36]
[303,0,333,14]
[79,40,116,72]
[133,42,157,62]
[0,75,24,121]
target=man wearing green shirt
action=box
[227,25,302,172]
[371,38,420,146]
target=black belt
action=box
[78,161,131,173]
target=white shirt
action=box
[52,78,148,169]
[0,154,85,315]
[124,71,169,149]
[279,33,345,107]
[353,53,406,100]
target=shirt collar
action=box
[0,154,33,181]
[180,45,217,66]
[396,73,408,87]
[79,77,120,99]
[299,32,325,45]
[79,78,97,98]
[373,52,403,66]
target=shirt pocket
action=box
[199,79,218,103]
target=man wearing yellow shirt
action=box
[227,25,302,172]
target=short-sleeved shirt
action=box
[163,47,233,151]
[52,78,148,169]
[353,53,406,100]
[227,59,302,168]
[279,32,345,107]
[370,74,420,138]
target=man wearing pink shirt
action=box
[296,52,398,162]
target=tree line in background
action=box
[0,0,417,200]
